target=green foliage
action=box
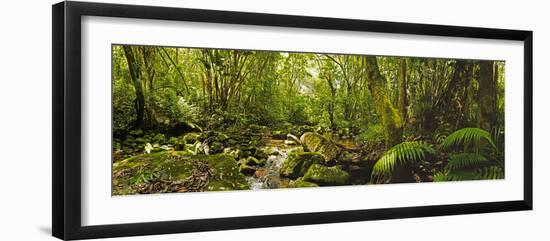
[112,44,506,188]
[129,169,159,185]
[445,153,488,172]
[112,78,137,134]
[474,166,505,180]
[357,123,385,143]
[441,127,496,151]
[372,141,434,178]
[435,127,504,182]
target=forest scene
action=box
[111,44,505,195]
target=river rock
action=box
[112,152,249,195]
[244,156,265,166]
[303,164,350,186]
[284,139,297,145]
[288,178,319,188]
[254,148,269,159]
[271,130,286,139]
[279,151,325,179]
[182,132,200,144]
[238,162,257,176]
[300,132,341,161]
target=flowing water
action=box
[245,139,299,190]
[244,135,361,190]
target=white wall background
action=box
[0,0,547,240]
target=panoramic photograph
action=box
[111,45,505,195]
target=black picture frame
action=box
[52,1,533,240]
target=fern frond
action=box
[445,153,488,172]
[474,166,504,180]
[433,172,449,182]
[372,141,434,176]
[441,127,496,151]
[436,165,504,181]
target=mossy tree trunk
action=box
[397,58,408,126]
[140,47,158,128]
[478,60,497,131]
[326,73,337,131]
[364,56,403,148]
[365,56,413,183]
[123,46,145,129]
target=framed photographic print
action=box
[52,1,533,240]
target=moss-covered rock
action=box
[271,130,286,139]
[242,156,265,166]
[183,132,200,144]
[112,151,249,195]
[254,148,269,159]
[288,178,319,188]
[237,158,257,175]
[153,133,166,143]
[303,164,350,186]
[279,151,325,179]
[300,132,341,161]
[168,137,179,146]
[210,141,224,154]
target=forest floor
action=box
[112,124,441,195]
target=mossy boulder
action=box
[271,130,286,139]
[168,137,179,146]
[303,164,350,186]
[237,158,258,175]
[288,178,319,188]
[300,132,341,161]
[210,141,224,154]
[279,151,325,179]
[183,132,200,144]
[254,148,269,159]
[112,151,249,195]
[153,133,166,143]
[240,156,265,166]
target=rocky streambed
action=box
[112,128,376,195]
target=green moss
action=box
[214,133,229,142]
[303,164,350,186]
[183,132,201,144]
[210,141,224,154]
[288,178,319,188]
[244,156,265,166]
[237,158,258,175]
[254,148,269,159]
[300,132,340,161]
[279,151,324,179]
[112,151,249,195]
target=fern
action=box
[372,141,434,177]
[445,153,488,172]
[435,166,504,182]
[441,127,496,151]
[434,127,504,182]
[433,172,448,182]
[474,166,504,180]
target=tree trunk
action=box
[123,46,145,129]
[397,58,408,126]
[364,56,403,148]
[325,73,337,130]
[478,60,496,131]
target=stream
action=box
[244,134,361,190]
[245,139,299,190]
